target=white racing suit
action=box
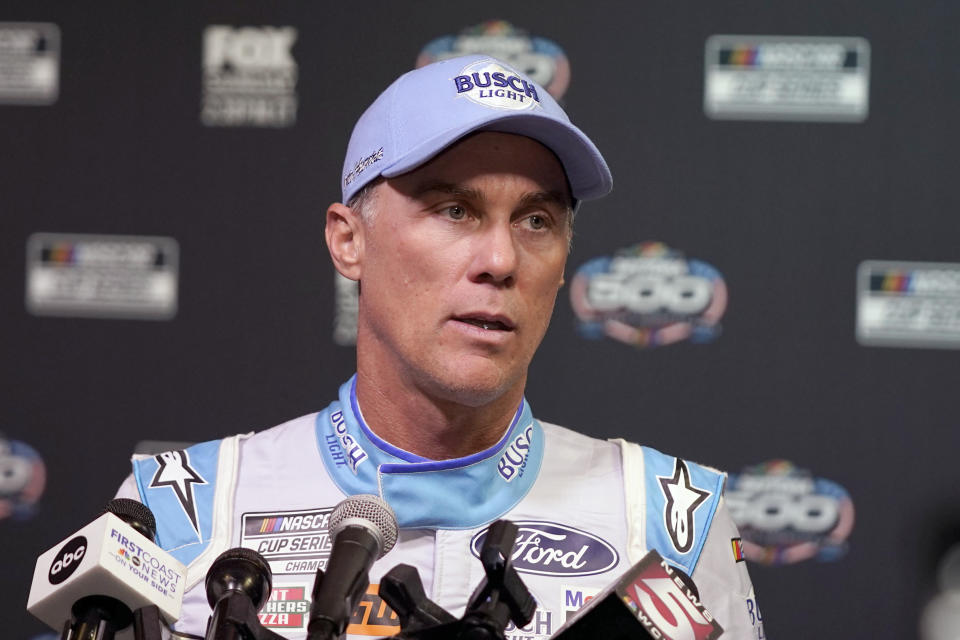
[116,376,764,639]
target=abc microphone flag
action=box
[27,510,187,632]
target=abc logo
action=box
[48,535,87,585]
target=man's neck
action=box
[353,369,524,460]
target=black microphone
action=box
[204,547,274,640]
[306,494,398,640]
[106,498,158,543]
[550,550,723,640]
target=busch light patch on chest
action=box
[471,521,619,576]
[570,242,727,348]
[453,59,540,111]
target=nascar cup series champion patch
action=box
[569,242,727,348]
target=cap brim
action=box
[380,111,613,201]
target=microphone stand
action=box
[60,595,133,640]
[374,520,536,640]
[205,591,288,640]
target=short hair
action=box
[346,178,381,224]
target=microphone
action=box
[306,494,398,640]
[204,547,276,640]
[27,499,186,640]
[550,549,723,640]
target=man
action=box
[116,55,763,638]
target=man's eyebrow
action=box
[410,181,485,202]
[411,182,572,213]
[517,189,574,213]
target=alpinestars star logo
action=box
[658,459,710,554]
[149,450,207,539]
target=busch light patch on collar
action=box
[471,521,619,577]
[724,460,855,565]
[570,242,727,348]
[419,20,570,99]
[497,424,534,482]
[453,59,540,110]
[328,409,368,474]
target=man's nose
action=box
[470,222,518,286]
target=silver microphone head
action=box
[329,494,399,559]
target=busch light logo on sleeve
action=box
[471,521,619,576]
[418,20,571,100]
[570,242,727,348]
[725,460,855,565]
[453,59,540,111]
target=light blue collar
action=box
[315,376,543,529]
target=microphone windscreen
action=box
[329,494,398,557]
[103,498,158,542]
[205,547,273,611]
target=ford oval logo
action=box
[470,521,619,577]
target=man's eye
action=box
[526,214,547,230]
[445,205,467,220]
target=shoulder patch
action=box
[642,447,725,574]
[133,438,221,564]
[149,449,207,538]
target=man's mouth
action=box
[455,316,514,331]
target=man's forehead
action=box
[388,131,574,206]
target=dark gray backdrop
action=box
[3,2,959,638]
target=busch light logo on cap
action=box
[570,242,727,348]
[471,521,619,576]
[453,59,541,111]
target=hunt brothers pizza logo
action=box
[470,521,618,577]
[258,586,309,629]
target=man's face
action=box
[353,132,573,407]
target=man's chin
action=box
[421,369,521,409]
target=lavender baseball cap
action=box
[340,54,612,204]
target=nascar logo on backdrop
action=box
[417,20,571,100]
[569,242,727,348]
[856,260,960,349]
[25,233,179,320]
[0,23,59,105]
[201,25,298,127]
[704,35,870,122]
[725,460,855,565]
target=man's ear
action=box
[325,202,363,281]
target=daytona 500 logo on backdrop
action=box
[417,20,570,100]
[569,242,727,348]
[725,460,855,565]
